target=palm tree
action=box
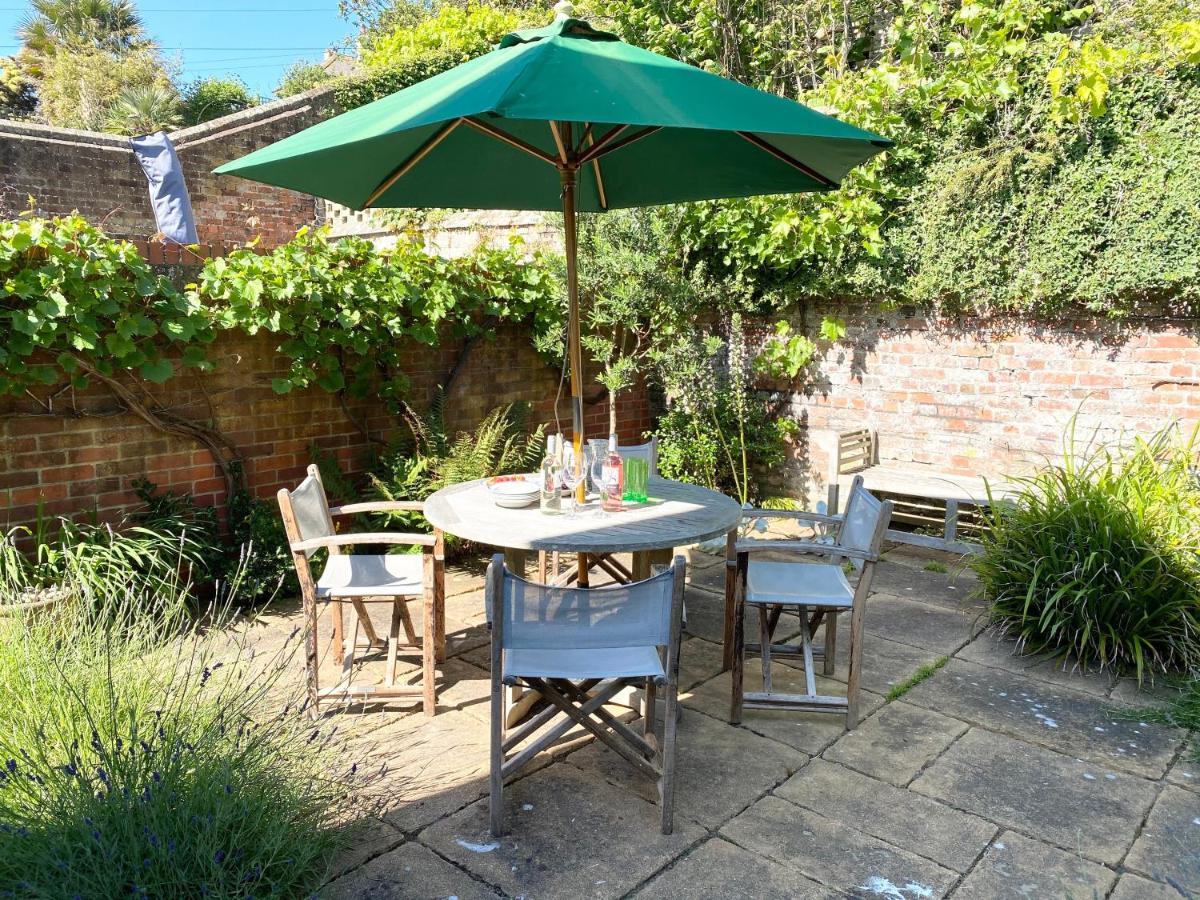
[105,82,180,136]
[19,0,149,59]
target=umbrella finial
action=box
[553,1,574,21]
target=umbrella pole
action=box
[561,167,585,497]
[561,166,589,587]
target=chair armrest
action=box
[734,539,877,562]
[741,509,843,526]
[290,532,435,553]
[329,501,425,516]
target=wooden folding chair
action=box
[487,551,684,835]
[277,464,445,717]
[730,476,892,729]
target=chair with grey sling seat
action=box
[539,436,659,586]
[487,551,684,835]
[729,476,892,729]
[278,464,446,717]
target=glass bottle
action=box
[540,434,562,514]
[600,434,624,513]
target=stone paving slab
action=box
[326,817,406,881]
[567,703,802,828]
[323,840,500,899]
[720,794,958,898]
[1168,756,1199,793]
[680,585,732,644]
[903,658,1184,778]
[862,594,978,655]
[1109,872,1188,899]
[911,728,1158,865]
[1124,785,1200,895]
[870,558,984,612]
[949,830,1115,899]
[783,630,945,697]
[342,708,495,834]
[824,701,968,787]
[421,764,704,900]
[630,837,838,899]
[956,630,1116,698]
[775,758,995,873]
[682,665,883,755]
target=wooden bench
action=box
[824,428,1015,556]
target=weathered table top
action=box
[424,477,742,553]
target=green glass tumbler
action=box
[623,458,649,503]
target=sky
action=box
[0,0,359,97]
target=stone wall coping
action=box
[0,83,337,155]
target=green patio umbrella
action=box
[215,1,890,465]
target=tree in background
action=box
[180,76,257,126]
[36,45,175,131]
[0,57,37,119]
[106,81,181,134]
[17,0,150,75]
[276,60,333,98]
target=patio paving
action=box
[243,543,1196,899]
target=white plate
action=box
[493,494,538,509]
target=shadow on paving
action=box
[222,546,1197,899]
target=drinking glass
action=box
[589,445,608,518]
[562,445,588,517]
[624,457,649,503]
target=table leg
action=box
[631,551,651,581]
[723,528,737,671]
[576,552,589,587]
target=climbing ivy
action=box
[196,228,563,404]
[0,215,213,397]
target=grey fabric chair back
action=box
[286,474,335,558]
[497,565,675,651]
[837,476,888,570]
[618,436,658,477]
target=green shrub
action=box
[369,398,545,540]
[0,510,210,609]
[0,579,359,897]
[974,422,1200,679]
[276,60,333,98]
[226,485,297,606]
[180,76,257,126]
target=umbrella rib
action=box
[577,124,628,162]
[584,127,609,211]
[736,131,837,188]
[549,121,569,164]
[363,118,463,208]
[578,125,661,165]
[462,117,559,166]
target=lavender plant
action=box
[0,576,367,897]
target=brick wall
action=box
[0,315,649,528]
[762,301,1200,505]
[0,88,334,247]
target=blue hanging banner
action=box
[130,131,198,245]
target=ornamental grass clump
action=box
[0,576,364,898]
[975,421,1200,679]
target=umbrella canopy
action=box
[215,5,891,496]
[216,15,889,211]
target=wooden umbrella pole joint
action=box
[559,159,586,512]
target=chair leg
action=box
[846,600,866,729]
[798,605,818,699]
[397,597,418,646]
[385,601,402,687]
[660,680,678,835]
[823,609,838,677]
[422,555,437,717]
[758,605,773,693]
[304,595,321,717]
[729,559,747,725]
[644,677,657,738]
[331,600,345,665]
[489,674,505,837]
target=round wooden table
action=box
[426,476,741,724]
[424,476,742,582]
